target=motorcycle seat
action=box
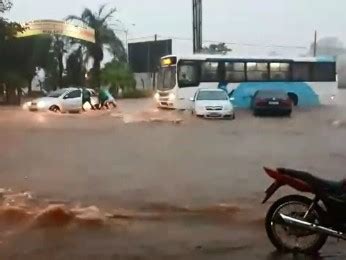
[278,168,345,195]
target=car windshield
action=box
[47,89,66,98]
[196,91,228,101]
[256,91,287,99]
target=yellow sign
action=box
[16,20,95,43]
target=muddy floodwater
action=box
[0,98,346,259]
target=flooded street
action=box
[0,99,346,259]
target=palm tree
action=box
[52,36,67,88]
[67,4,126,88]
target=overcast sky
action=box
[7,0,346,56]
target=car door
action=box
[89,89,99,106]
[62,89,82,111]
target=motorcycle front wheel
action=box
[265,195,328,254]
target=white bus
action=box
[154,54,338,109]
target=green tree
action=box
[101,61,135,95]
[44,51,60,91]
[0,0,22,42]
[0,1,33,103]
[67,4,126,88]
[0,0,11,12]
[65,46,85,86]
[0,36,53,94]
[202,43,231,55]
[309,37,346,58]
[52,36,67,88]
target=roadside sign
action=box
[16,20,95,43]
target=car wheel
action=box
[49,105,60,113]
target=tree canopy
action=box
[65,46,85,86]
[310,37,346,57]
[101,61,136,95]
[67,4,126,88]
[202,43,231,55]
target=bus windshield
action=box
[157,66,176,90]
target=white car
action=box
[191,89,235,119]
[24,88,99,113]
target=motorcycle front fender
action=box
[262,181,283,204]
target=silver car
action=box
[24,88,99,113]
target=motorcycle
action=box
[262,167,346,253]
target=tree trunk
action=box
[27,78,32,96]
[94,60,101,89]
[58,56,63,88]
[5,84,17,105]
[4,83,9,104]
[0,83,4,103]
[16,86,22,105]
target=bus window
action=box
[247,62,269,81]
[270,63,290,81]
[292,63,311,81]
[312,62,336,82]
[201,62,219,82]
[225,62,245,82]
[178,61,199,87]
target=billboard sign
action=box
[16,20,95,43]
[128,39,172,73]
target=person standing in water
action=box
[98,86,117,110]
[82,87,95,111]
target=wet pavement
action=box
[0,98,346,259]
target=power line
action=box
[127,34,308,50]
[158,34,308,50]
[128,35,156,41]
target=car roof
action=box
[58,87,94,91]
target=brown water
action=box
[0,190,343,259]
[0,99,346,259]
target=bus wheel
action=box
[287,93,298,106]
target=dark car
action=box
[251,90,292,116]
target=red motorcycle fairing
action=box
[262,167,313,203]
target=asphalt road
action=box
[0,99,345,259]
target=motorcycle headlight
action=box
[168,93,176,101]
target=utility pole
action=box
[152,34,158,89]
[313,30,317,57]
[193,0,202,53]
[125,29,129,62]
